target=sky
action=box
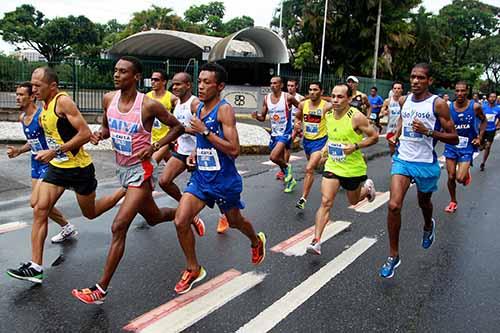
[1,0,499,54]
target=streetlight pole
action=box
[277,1,284,75]
[372,0,382,80]
[319,0,328,81]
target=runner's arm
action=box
[54,95,92,153]
[473,103,486,144]
[252,98,268,121]
[6,143,31,158]
[183,98,200,135]
[413,98,458,145]
[294,101,305,130]
[362,94,372,118]
[287,94,299,109]
[381,99,390,116]
[91,92,113,144]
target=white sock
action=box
[29,261,43,272]
[96,283,107,294]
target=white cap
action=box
[346,75,359,83]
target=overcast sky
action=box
[1,0,499,53]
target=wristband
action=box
[355,143,360,150]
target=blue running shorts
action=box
[443,146,473,164]
[185,180,245,213]
[269,134,292,151]
[391,155,441,193]
[303,136,327,156]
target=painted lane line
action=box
[0,222,28,234]
[261,154,304,166]
[238,170,249,175]
[237,237,377,333]
[271,221,351,256]
[349,191,390,213]
[124,269,266,333]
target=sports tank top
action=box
[482,103,500,131]
[324,107,366,177]
[446,101,476,153]
[40,92,92,168]
[173,95,197,156]
[191,99,242,193]
[107,91,151,166]
[22,106,49,154]
[303,99,327,140]
[291,93,304,117]
[387,97,401,133]
[397,94,440,163]
[266,92,292,137]
[147,90,172,143]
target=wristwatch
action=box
[354,143,360,150]
[202,128,210,137]
[55,147,63,155]
[426,129,434,137]
[152,142,161,151]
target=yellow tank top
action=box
[147,90,172,143]
[40,92,92,168]
[303,99,327,140]
[324,107,366,177]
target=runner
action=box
[293,82,328,210]
[381,81,404,155]
[71,56,204,304]
[173,62,266,294]
[346,75,372,118]
[7,82,75,243]
[479,92,500,171]
[146,69,178,163]
[444,81,486,213]
[379,63,458,279]
[306,83,378,255]
[368,86,384,132]
[282,78,305,178]
[6,67,126,284]
[253,76,298,192]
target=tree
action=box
[293,42,315,70]
[121,5,182,37]
[0,4,101,61]
[468,34,500,91]
[223,16,254,34]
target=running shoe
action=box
[464,169,472,186]
[306,239,321,255]
[379,256,401,279]
[72,284,107,305]
[284,178,297,193]
[422,218,436,249]
[364,179,376,202]
[444,202,457,213]
[480,163,485,171]
[174,266,207,294]
[192,216,206,237]
[284,164,293,183]
[217,214,229,234]
[275,170,285,180]
[252,232,266,265]
[296,197,307,209]
[51,223,78,243]
[6,262,43,283]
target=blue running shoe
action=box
[422,218,435,249]
[379,256,401,279]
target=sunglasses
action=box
[151,78,162,82]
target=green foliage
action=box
[223,16,254,34]
[293,42,315,70]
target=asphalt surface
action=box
[1,140,499,332]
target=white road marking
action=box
[350,191,390,213]
[261,154,304,166]
[238,170,249,175]
[0,222,28,234]
[237,237,377,333]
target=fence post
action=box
[71,57,78,106]
[193,59,199,96]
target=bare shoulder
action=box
[103,91,117,106]
[218,102,236,122]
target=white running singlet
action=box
[387,97,401,133]
[173,95,197,156]
[266,92,290,137]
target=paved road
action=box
[1,140,499,332]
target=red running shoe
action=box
[252,232,266,265]
[275,170,284,180]
[72,284,107,305]
[217,214,229,234]
[174,266,207,294]
[192,216,206,237]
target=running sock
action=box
[29,262,43,272]
[95,283,107,294]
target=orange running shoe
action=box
[174,266,207,294]
[252,232,266,265]
[71,284,107,305]
[192,216,206,237]
[444,201,457,213]
[217,214,229,234]
[275,170,285,180]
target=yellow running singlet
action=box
[147,90,173,143]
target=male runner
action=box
[283,78,305,178]
[173,62,265,294]
[379,63,458,279]
[381,81,404,155]
[7,67,125,284]
[347,75,371,118]
[444,81,486,213]
[147,69,178,163]
[253,76,298,192]
[71,56,204,304]
[479,92,500,171]
[7,82,75,243]
[442,93,451,107]
[368,86,384,132]
[306,83,378,255]
[293,82,328,210]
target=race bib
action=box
[486,113,496,122]
[305,123,319,135]
[328,142,345,162]
[46,137,69,162]
[196,148,221,171]
[111,132,132,156]
[153,118,162,129]
[456,136,469,149]
[27,138,44,153]
[403,126,423,140]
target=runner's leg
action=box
[387,175,412,257]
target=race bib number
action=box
[486,113,496,122]
[403,126,423,140]
[370,113,378,120]
[328,142,345,162]
[153,118,162,129]
[111,132,132,156]
[305,123,319,135]
[45,137,69,162]
[27,138,44,153]
[196,148,221,171]
[456,136,469,149]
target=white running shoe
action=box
[51,224,78,243]
[364,179,376,202]
[306,241,321,255]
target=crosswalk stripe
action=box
[0,222,28,234]
[271,221,351,256]
[261,154,304,166]
[349,191,390,213]
[124,269,266,333]
[237,237,377,333]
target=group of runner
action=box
[5,58,499,304]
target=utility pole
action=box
[319,0,328,81]
[278,1,283,75]
[372,0,382,80]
